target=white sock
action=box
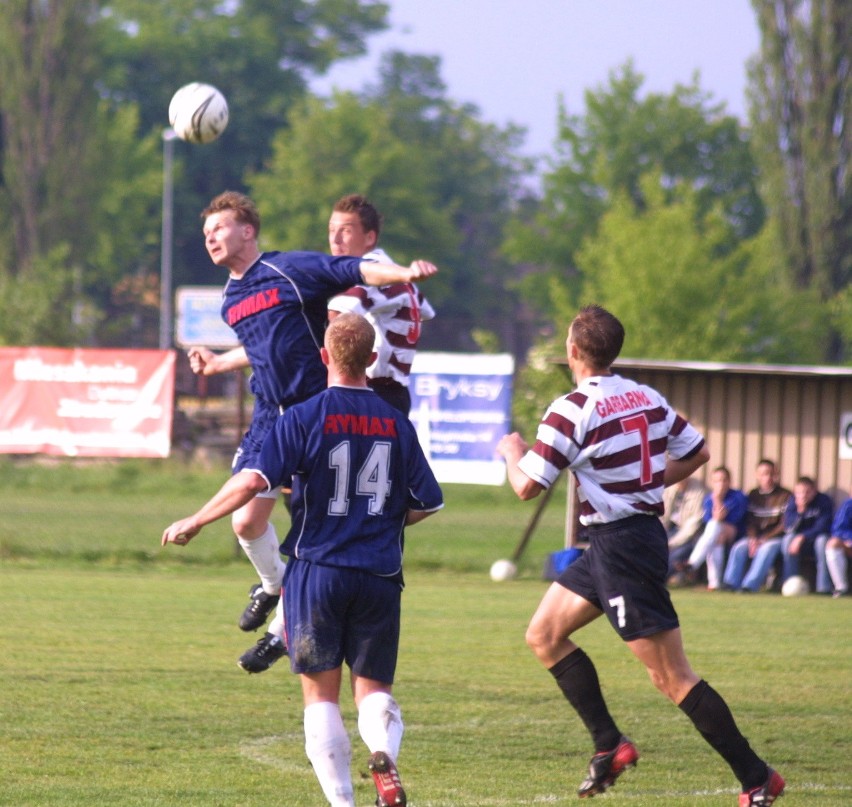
[267,593,286,639]
[706,543,724,590]
[358,691,403,762]
[688,520,722,570]
[304,702,355,807]
[825,546,848,592]
[237,523,285,595]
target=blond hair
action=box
[325,313,375,376]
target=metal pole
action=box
[159,129,178,350]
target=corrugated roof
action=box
[550,356,852,378]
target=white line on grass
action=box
[240,734,850,805]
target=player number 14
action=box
[328,441,392,516]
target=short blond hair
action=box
[325,313,375,376]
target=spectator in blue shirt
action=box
[781,477,834,592]
[820,487,852,596]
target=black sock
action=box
[549,648,621,752]
[678,679,768,789]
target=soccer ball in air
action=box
[781,575,810,597]
[490,559,517,582]
[168,82,229,144]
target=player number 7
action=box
[620,413,652,486]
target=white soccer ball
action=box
[168,82,229,144]
[490,559,517,582]
[781,575,810,597]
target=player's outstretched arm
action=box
[161,471,267,547]
[188,345,250,376]
[359,259,438,287]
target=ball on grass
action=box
[781,575,810,597]
[490,559,517,582]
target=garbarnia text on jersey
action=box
[324,414,398,437]
[595,389,653,418]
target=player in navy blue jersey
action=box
[164,313,443,807]
[186,192,438,650]
[498,306,784,806]
[239,193,434,672]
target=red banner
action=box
[0,347,176,458]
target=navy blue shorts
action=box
[558,514,679,641]
[283,558,401,682]
[232,396,280,473]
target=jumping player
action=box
[186,192,438,662]
[497,305,784,805]
[327,193,435,415]
[240,193,433,671]
[164,313,443,807]
[237,193,436,673]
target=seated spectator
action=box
[818,486,852,597]
[670,466,747,590]
[663,474,708,577]
[781,476,834,592]
[722,459,792,592]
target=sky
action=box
[312,0,762,159]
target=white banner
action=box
[409,352,514,485]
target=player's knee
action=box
[525,620,556,658]
[232,511,263,539]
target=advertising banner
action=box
[175,286,239,348]
[409,352,514,485]
[0,347,176,458]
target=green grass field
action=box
[1,459,850,806]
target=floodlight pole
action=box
[159,128,179,350]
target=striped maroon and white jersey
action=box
[518,374,705,526]
[327,249,435,387]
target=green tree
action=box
[578,175,827,363]
[0,0,100,276]
[748,0,851,361]
[504,63,764,323]
[0,2,162,346]
[95,0,390,288]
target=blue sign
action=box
[175,286,239,348]
[409,352,514,485]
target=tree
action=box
[748,0,851,362]
[251,52,531,352]
[578,175,827,363]
[94,0,390,288]
[0,0,101,276]
[503,63,765,323]
[0,2,164,347]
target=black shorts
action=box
[558,514,679,641]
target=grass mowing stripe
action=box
[1,462,849,805]
[1,565,849,806]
